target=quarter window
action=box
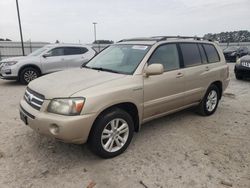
[203,44,220,63]
[148,44,180,71]
[180,43,201,67]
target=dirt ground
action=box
[0,64,249,188]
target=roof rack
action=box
[118,36,212,43]
[118,37,158,42]
[152,36,204,41]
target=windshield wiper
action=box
[89,67,120,74]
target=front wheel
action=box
[88,108,134,158]
[197,85,220,116]
[19,67,40,85]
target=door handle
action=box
[176,72,184,78]
[205,66,209,71]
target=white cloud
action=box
[0,0,249,43]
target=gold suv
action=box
[19,36,230,158]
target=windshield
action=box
[28,46,50,56]
[86,44,150,74]
[224,46,239,51]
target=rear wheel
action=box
[19,67,40,85]
[88,108,134,158]
[197,85,220,116]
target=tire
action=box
[197,84,220,116]
[19,67,40,85]
[88,108,134,158]
[235,73,243,80]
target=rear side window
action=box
[64,47,88,55]
[180,43,202,67]
[203,44,220,63]
[198,44,207,63]
[148,44,180,71]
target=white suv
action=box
[0,44,96,84]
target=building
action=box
[0,41,110,61]
[0,41,49,60]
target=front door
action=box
[143,43,185,121]
[41,47,68,74]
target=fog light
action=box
[49,124,60,135]
[4,69,11,74]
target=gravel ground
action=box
[0,64,249,188]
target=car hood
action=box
[28,68,126,99]
[240,55,250,62]
[223,50,236,53]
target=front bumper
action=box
[19,98,97,144]
[0,65,18,80]
[234,64,250,77]
[0,74,18,80]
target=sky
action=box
[0,0,250,44]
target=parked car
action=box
[19,36,229,158]
[223,46,249,62]
[0,44,96,84]
[234,55,250,79]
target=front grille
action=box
[24,87,45,111]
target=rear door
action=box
[179,43,210,105]
[180,43,220,106]
[64,47,90,68]
[143,43,185,120]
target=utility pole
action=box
[16,0,25,56]
[93,22,97,42]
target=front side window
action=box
[148,44,180,71]
[203,44,220,63]
[180,43,201,67]
[86,44,150,74]
[28,46,50,56]
[49,47,65,56]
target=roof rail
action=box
[152,36,205,41]
[118,36,212,43]
[118,37,158,43]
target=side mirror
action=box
[145,64,164,76]
[42,52,51,58]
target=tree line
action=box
[204,30,250,43]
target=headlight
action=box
[47,98,85,116]
[236,58,241,65]
[3,61,18,66]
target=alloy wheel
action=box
[101,118,129,153]
[24,70,38,83]
[206,90,218,112]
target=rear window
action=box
[180,43,202,67]
[203,44,220,63]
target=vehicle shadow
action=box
[0,80,24,87]
[13,107,198,181]
[24,107,194,160]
